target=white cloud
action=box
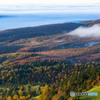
[0,0,100,14]
[0,5,100,14]
[0,0,100,6]
[68,24,100,37]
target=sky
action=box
[0,0,100,14]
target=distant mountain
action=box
[0,23,85,42]
[0,19,99,54]
[0,19,100,43]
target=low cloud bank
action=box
[68,24,100,37]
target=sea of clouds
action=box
[68,24,100,37]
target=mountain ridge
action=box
[80,19,100,25]
[0,23,85,42]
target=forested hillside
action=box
[0,20,100,100]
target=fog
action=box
[68,24,100,37]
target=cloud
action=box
[0,0,100,14]
[0,4,100,14]
[68,24,100,37]
[0,0,100,6]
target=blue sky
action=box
[0,0,100,14]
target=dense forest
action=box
[0,60,100,100]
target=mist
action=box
[68,24,100,37]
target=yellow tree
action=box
[19,96,26,100]
[0,96,2,100]
[13,95,18,99]
[7,96,12,100]
[18,90,23,96]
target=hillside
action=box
[0,20,100,100]
[80,86,100,100]
[0,22,86,54]
[0,23,84,42]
